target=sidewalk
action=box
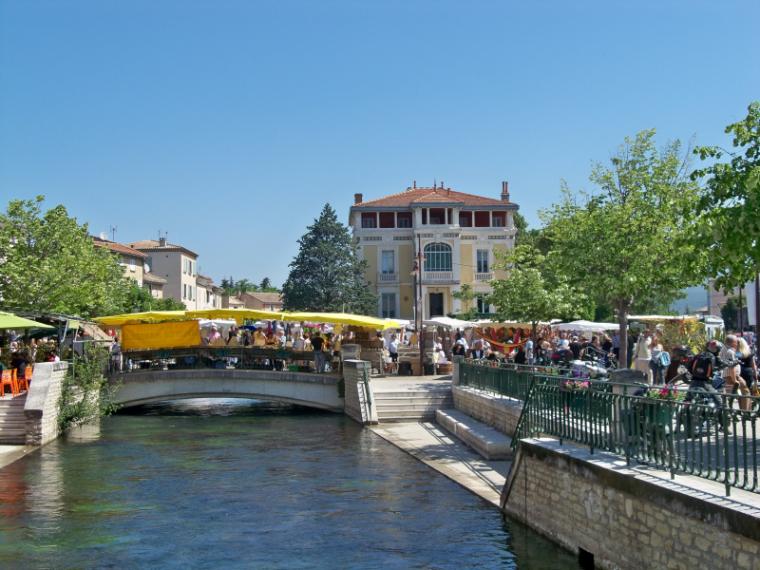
[371,421,509,507]
[0,445,34,470]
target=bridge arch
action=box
[109,369,344,412]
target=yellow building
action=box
[349,181,518,319]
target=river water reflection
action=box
[0,400,578,569]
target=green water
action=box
[0,400,578,569]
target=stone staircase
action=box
[372,384,453,422]
[0,395,27,445]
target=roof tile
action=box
[354,186,511,208]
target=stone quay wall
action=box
[452,386,523,437]
[342,360,377,425]
[503,439,760,570]
[24,362,69,446]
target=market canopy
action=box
[95,309,402,330]
[554,320,619,333]
[94,311,188,326]
[0,311,55,330]
[628,315,699,322]
[424,316,475,329]
[282,312,403,330]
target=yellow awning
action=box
[95,311,189,326]
[96,309,402,330]
[186,309,285,324]
[121,321,202,350]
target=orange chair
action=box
[15,368,28,392]
[0,370,18,397]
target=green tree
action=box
[452,283,480,320]
[542,131,703,367]
[0,196,129,317]
[259,277,272,290]
[720,296,740,331]
[121,283,186,312]
[692,102,760,290]
[490,245,588,338]
[235,278,255,295]
[282,204,377,313]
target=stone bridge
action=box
[108,369,344,411]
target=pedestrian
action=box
[311,332,326,373]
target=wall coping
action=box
[506,438,760,542]
[24,362,68,418]
[111,368,342,386]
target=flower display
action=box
[645,387,686,401]
[561,380,590,391]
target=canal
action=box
[0,400,579,569]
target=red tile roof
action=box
[93,237,148,259]
[354,186,511,208]
[129,239,198,258]
[142,272,167,284]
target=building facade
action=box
[238,291,284,312]
[93,236,166,298]
[129,238,199,310]
[195,274,223,310]
[349,181,518,319]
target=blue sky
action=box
[1,1,758,286]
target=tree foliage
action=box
[0,196,130,317]
[490,245,588,336]
[692,101,760,290]
[282,204,377,313]
[122,283,186,312]
[220,276,279,296]
[541,130,703,366]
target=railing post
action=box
[723,403,731,497]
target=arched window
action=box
[424,243,452,271]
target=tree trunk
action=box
[617,302,630,369]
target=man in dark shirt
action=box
[311,333,326,373]
[569,336,582,360]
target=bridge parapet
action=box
[109,367,344,412]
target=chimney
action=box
[159,236,167,247]
[354,193,363,205]
[501,181,510,202]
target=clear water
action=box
[0,400,579,569]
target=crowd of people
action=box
[0,335,62,395]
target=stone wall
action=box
[24,362,69,446]
[452,386,523,437]
[343,360,377,425]
[503,439,760,570]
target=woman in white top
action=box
[633,332,653,384]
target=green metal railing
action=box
[458,360,535,400]
[515,379,760,495]
[459,359,760,496]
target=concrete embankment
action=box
[371,421,509,507]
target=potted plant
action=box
[560,379,591,415]
[641,387,685,425]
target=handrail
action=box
[459,358,760,496]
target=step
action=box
[376,414,438,422]
[373,397,452,406]
[377,409,440,418]
[376,403,453,412]
[435,409,513,461]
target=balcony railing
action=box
[377,272,398,283]
[475,272,493,281]
[423,271,454,282]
